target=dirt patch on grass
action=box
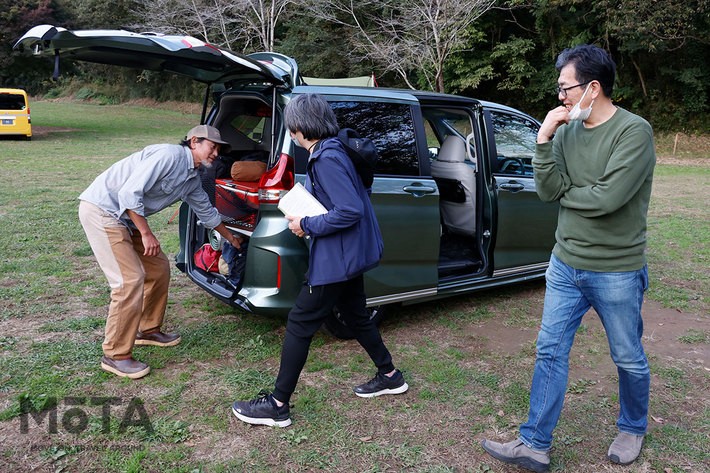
[395,288,708,386]
[30,126,80,137]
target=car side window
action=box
[330,101,419,176]
[491,111,538,177]
[422,107,474,162]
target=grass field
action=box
[0,101,708,472]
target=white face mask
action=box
[290,132,303,148]
[568,83,594,121]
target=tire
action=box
[322,305,386,340]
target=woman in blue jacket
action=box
[232,93,408,427]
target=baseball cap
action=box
[186,125,231,153]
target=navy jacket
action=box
[300,137,384,286]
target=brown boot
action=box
[134,331,181,347]
[101,356,150,379]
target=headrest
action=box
[437,135,466,164]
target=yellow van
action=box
[0,88,32,140]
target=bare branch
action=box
[310,0,495,92]
[132,0,296,52]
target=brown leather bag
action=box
[231,161,266,181]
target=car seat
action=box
[430,135,476,237]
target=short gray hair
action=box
[284,93,339,140]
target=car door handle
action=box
[403,184,436,197]
[499,182,525,192]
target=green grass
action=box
[646,165,709,312]
[0,101,708,472]
[678,329,709,344]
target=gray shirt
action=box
[79,143,222,229]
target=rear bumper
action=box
[0,116,31,136]
[0,128,31,137]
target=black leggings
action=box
[273,275,395,403]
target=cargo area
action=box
[184,92,300,304]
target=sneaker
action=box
[134,331,181,347]
[231,391,292,427]
[100,356,150,379]
[607,432,644,465]
[353,369,409,398]
[481,438,550,473]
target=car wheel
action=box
[322,305,386,340]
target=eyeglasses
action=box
[556,81,591,98]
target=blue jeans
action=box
[519,254,650,451]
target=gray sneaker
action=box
[607,432,644,465]
[481,438,550,473]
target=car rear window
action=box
[227,102,271,144]
[0,94,27,111]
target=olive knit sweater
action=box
[533,107,656,272]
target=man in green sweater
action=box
[482,45,656,472]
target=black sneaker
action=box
[231,390,292,427]
[353,370,409,398]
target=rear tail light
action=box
[258,153,294,204]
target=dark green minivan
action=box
[16,25,558,336]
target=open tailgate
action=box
[14,24,289,86]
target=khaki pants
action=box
[78,201,170,359]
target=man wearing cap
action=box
[79,125,242,379]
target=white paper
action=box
[278,182,327,217]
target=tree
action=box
[235,0,294,52]
[309,0,495,93]
[132,0,232,48]
[448,0,709,130]
[0,0,70,91]
[594,0,710,118]
[133,0,294,52]
[6,0,709,130]
[276,13,373,79]
[58,0,138,29]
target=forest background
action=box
[1,0,708,132]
